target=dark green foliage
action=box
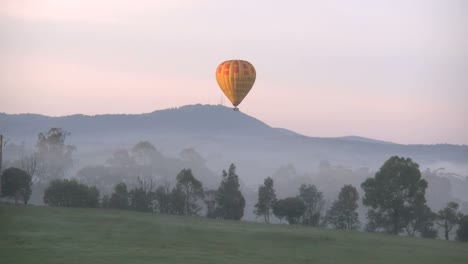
[175,169,204,216]
[128,177,155,212]
[403,200,436,237]
[326,184,360,230]
[101,194,110,208]
[1,167,32,204]
[361,156,428,235]
[204,190,217,218]
[155,185,171,214]
[420,225,438,239]
[109,183,129,209]
[364,209,387,232]
[436,202,463,240]
[170,186,186,215]
[129,188,153,212]
[273,197,305,224]
[298,184,324,226]
[83,186,100,208]
[43,179,99,207]
[215,164,245,220]
[254,177,277,223]
[457,215,468,242]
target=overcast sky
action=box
[0,0,467,144]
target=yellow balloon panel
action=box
[215,60,256,107]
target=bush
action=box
[273,197,305,225]
[43,179,99,208]
[457,215,468,242]
[109,183,129,209]
[1,167,32,204]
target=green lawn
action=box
[1,204,467,264]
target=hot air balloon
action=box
[215,60,256,111]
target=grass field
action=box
[1,204,467,264]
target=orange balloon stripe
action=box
[215,60,256,107]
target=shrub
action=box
[43,179,99,207]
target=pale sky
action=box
[0,0,467,144]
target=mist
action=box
[2,104,467,222]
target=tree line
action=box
[252,156,468,241]
[1,128,467,241]
[2,162,246,221]
[98,164,245,220]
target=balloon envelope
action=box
[215,60,256,107]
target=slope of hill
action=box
[335,136,395,145]
[1,104,467,185]
[0,104,277,138]
[1,204,467,264]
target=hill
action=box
[0,104,276,138]
[335,136,395,145]
[1,204,467,264]
[1,104,467,180]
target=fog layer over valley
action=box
[2,104,468,220]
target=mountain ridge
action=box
[0,104,463,147]
[1,104,467,184]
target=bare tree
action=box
[136,175,155,194]
[128,175,156,212]
[21,151,44,187]
[436,202,463,240]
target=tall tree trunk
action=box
[185,186,190,216]
[393,211,399,235]
[445,221,449,240]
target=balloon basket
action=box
[233,107,239,111]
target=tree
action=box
[436,202,463,240]
[129,188,149,212]
[204,190,218,218]
[361,156,428,235]
[131,141,160,165]
[175,169,204,216]
[1,167,32,204]
[109,182,129,209]
[215,164,245,220]
[128,176,155,212]
[86,186,100,208]
[101,194,110,208]
[420,224,438,239]
[129,188,153,212]
[155,184,172,214]
[326,184,360,230]
[20,152,42,188]
[43,179,99,207]
[170,186,186,215]
[106,149,135,168]
[403,198,436,237]
[0,134,3,179]
[298,184,324,227]
[457,215,468,242]
[273,197,305,225]
[254,177,277,223]
[36,128,75,181]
